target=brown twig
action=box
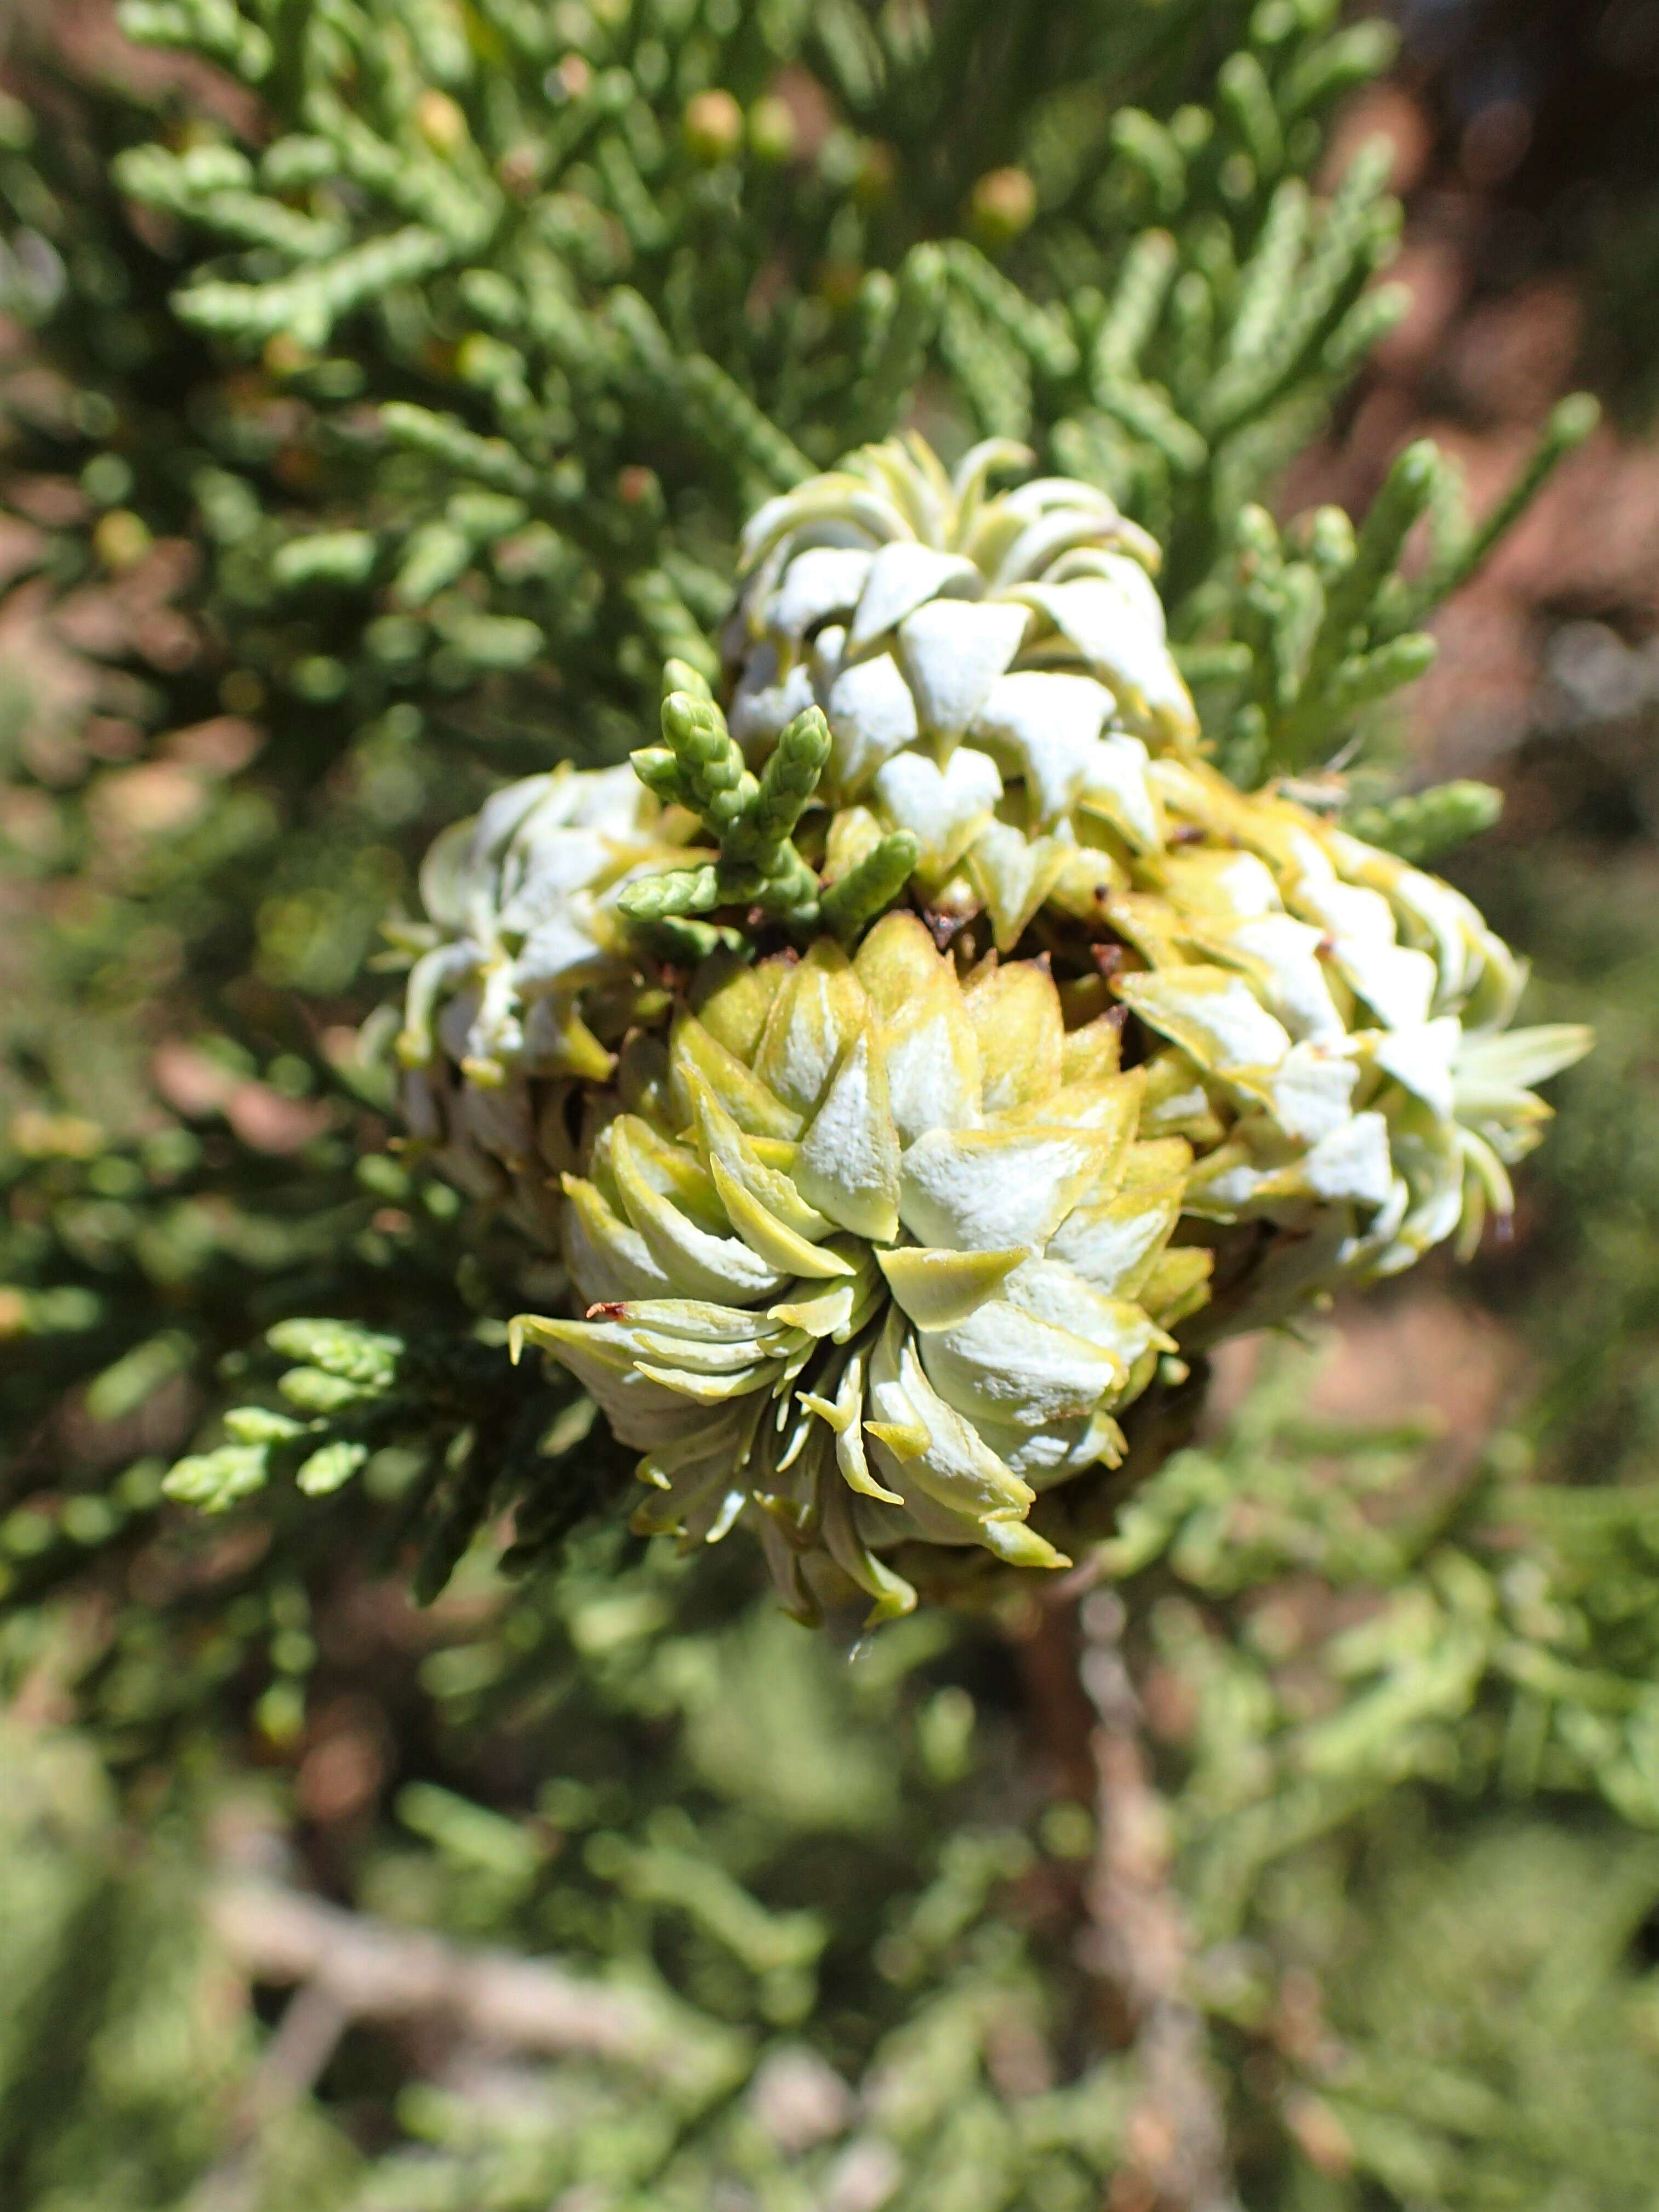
[182,1878,733,2212]
[209,1879,721,2083]
[185,1980,352,2212]
[1078,1591,1239,2212]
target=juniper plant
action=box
[1,5,1654,2208]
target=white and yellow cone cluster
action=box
[394,438,1589,1610]
[1056,753,1590,1322]
[721,435,1589,1312]
[514,916,1208,1622]
[392,762,697,1243]
[726,433,1199,954]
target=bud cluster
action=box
[393,439,1589,1619]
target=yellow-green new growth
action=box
[623,659,918,945]
[513,914,1207,1623]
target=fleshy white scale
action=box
[388,442,1591,1617]
[1092,757,1590,1319]
[512,915,1206,1624]
[724,433,1198,952]
[390,761,700,1244]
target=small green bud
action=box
[164,1445,270,1512]
[94,509,152,572]
[297,1440,370,1497]
[223,1406,309,1445]
[747,94,798,167]
[279,1367,365,1413]
[291,655,351,702]
[647,917,749,964]
[630,746,691,806]
[820,832,918,941]
[81,453,134,508]
[395,522,472,606]
[273,530,378,591]
[414,89,470,156]
[662,657,716,708]
[968,166,1037,248]
[267,1318,401,1388]
[748,706,830,848]
[1344,780,1503,865]
[683,88,744,167]
[618,863,725,923]
[1547,391,1601,450]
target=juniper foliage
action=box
[2,2,1657,2206]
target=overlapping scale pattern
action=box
[392,761,699,1243]
[719,434,1588,1313]
[514,915,1207,1623]
[392,439,1590,1613]
[725,433,1199,952]
[1041,751,1590,1321]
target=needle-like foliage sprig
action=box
[620,659,918,949]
